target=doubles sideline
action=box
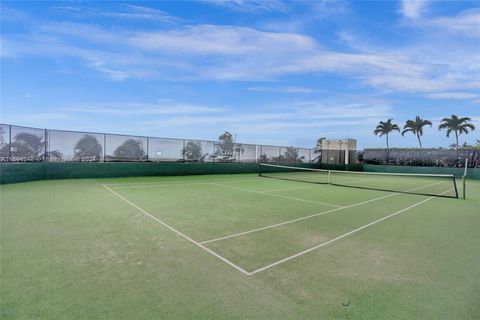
[200,181,447,244]
[248,187,454,275]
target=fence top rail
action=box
[0,123,314,150]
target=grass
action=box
[1,173,479,319]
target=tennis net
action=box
[258,164,458,198]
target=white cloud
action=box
[424,92,480,100]
[204,0,288,13]
[401,0,429,19]
[247,86,317,94]
[53,4,181,23]
[68,102,226,115]
[2,7,479,93]
[128,25,316,54]
[430,8,480,38]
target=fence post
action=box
[44,128,48,162]
[8,125,12,161]
[146,137,149,162]
[183,139,186,162]
[103,133,107,162]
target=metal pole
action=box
[146,137,149,162]
[103,133,106,162]
[183,139,186,162]
[44,128,48,162]
[463,158,468,199]
[8,125,12,161]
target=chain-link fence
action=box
[0,124,314,163]
[364,149,479,168]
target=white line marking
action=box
[259,185,319,193]
[211,182,342,208]
[249,188,454,275]
[199,181,447,244]
[105,178,259,189]
[102,184,251,276]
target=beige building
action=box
[321,139,357,164]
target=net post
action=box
[452,175,459,199]
[328,170,331,184]
[462,158,468,199]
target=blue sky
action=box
[1,0,479,149]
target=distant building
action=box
[321,139,357,164]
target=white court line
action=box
[105,178,259,189]
[249,188,454,275]
[102,185,251,276]
[200,181,447,244]
[211,182,342,208]
[259,185,319,193]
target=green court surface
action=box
[1,174,479,319]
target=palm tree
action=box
[373,118,400,149]
[438,115,476,150]
[401,116,432,148]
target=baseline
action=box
[102,185,251,276]
[105,178,259,189]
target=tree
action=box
[438,115,476,150]
[218,131,234,143]
[401,116,432,148]
[74,135,102,161]
[113,139,145,160]
[213,131,243,162]
[312,137,325,163]
[182,140,206,162]
[373,118,400,148]
[0,127,7,158]
[14,132,45,156]
[0,127,5,146]
[284,146,305,163]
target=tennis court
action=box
[2,168,479,319]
